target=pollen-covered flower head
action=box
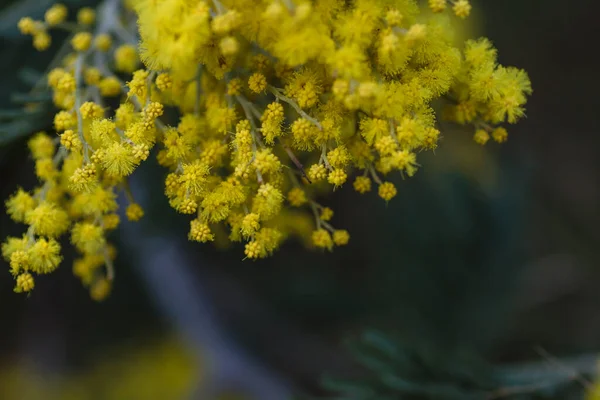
[4,0,530,298]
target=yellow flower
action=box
[33,32,51,51]
[71,222,106,254]
[6,189,36,223]
[353,176,372,194]
[320,207,333,222]
[241,213,260,238]
[492,127,508,143]
[101,143,138,177]
[18,17,37,35]
[28,132,55,159]
[429,0,447,13]
[61,129,82,151]
[333,230,350,246]
[80,101,104,119]
[77,8,96,25]
[453,0,472,18]
[328,169,347,187]
[287,188,307,207]
[248,73,267,93]
[308,164,328,182]
[71,32,93,52]
[219,36,239,56]
[29,238,62,274]
[474,129,490,145]
[156,73,173,91]
[26,202,69,237]
[5,0,531,296]
[14,273,35,293]
[98,76,121,96]
[10,250,29,276]
[252,184,283,221]
[94,34,112,51]
[312,229,333,251]
[45,4,68,26]
[189,219,214,242]
[126,203,144,221]
[378,182,397,201]
[114,44,139,73]
[90,278,112,301]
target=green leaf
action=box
[11,91,53,104]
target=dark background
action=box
[0,0,599,398]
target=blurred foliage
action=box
[0,336,200,400]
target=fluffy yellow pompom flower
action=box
[333,230,350,246]
[18,17,37,35]
[6,189,36,223]
[320,207,333,222]
[4,0,531,297]
[14,273,35,293]
[308,164,328,182]
[155,73,172,91]
[71,222,106,254]
[219,36,239,56]
[312,229,333,251]
[378,182,397,201]
[25,202,69,237]
[189,219,214,243]
[101,143,138,177]
[98,76,121,96]
[474,129,490,145]
[114,44,139,73]
[328,169,347,187]
[453,0,472,18]
[10,250,29,276]
[33,32,51,51]
[28,132,55,159]
[54,111,76,131]
[492,127,509,143]
[60,129,82,151]
[94,34,112,52]
[241,213,260,238]
[227,78,242,96]
[45,3,67,26]
[429,0,447,13]
[90,278,112,301]
[71,32,93,52]
[353,176,372,194]
[125,203,143,221]
[252,184,283,220]
[287,187,308,207]
[80,101,104,119]
[84,67,102,85]
[29,238,62,274]
[180,161,210,196]
[244,240,265,260]
[77,7,96,25]
[211,10,241,35]
[35,158,57,181]
[248,73,267,93]
[2,236,28,261]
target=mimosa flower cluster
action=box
[4,0,531,298]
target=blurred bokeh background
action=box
[0,0,599,399]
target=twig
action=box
[282,143,311,183]
[268,85,322,130]
[534,346,593,389]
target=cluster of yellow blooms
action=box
[4,0,531,298]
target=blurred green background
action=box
[1,0,599,399]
